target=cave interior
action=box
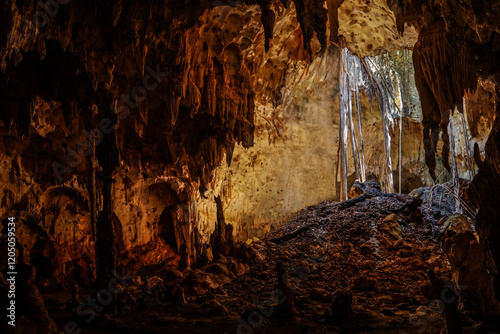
[1,0,500,333]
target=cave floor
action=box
[46,195,468,334]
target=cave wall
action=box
[281,0,500,309]
[396,0,500,301]
[194,7,438,240]
[196,88,435,240]
[0,1,264,284]
[0,0,498,304]
[0,0,439,284]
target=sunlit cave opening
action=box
[0,1,499,334]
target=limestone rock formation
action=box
[0,0,499,330]
[441,215,500,315]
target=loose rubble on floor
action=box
[44,180,499,334]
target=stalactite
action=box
[326,0,345,45]
[259,2,276,52]
[292,0,328,55]
[413,27,478,178]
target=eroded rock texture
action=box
[338,0,417,57]
[404,0,500,180]
[441,215,500,315]
[0,0,499,327]
[0,1,265,287]
[400,0,500,306]
[0,0,431,288]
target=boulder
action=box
[441,214,500,315]
[348,180,382,199]
[379,214,403,240]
